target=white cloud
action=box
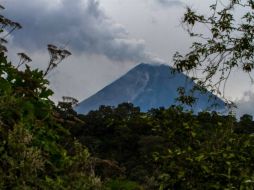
[235,91,254,117]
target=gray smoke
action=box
[4,0,150,62]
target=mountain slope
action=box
[75,63,225,114]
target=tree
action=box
[173,0,254,102]
[0,5,103,189]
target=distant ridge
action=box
[75,63,225,114]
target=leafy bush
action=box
[0,52,103,189]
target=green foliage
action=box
[173,0,254,99]
[0,52,103,189]
[73,104,254,189]
[0,7,104,188]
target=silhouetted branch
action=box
[44,44,71,76]
[0,8,22,53]
[17,52,32,68]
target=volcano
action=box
[75,63,225,114]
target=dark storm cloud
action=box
[157,0,183,7]
[4,0,148,62]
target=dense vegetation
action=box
[73,104,254,189]
[0,52,104,189]
[1,53,254,189]
[1,1,254,189]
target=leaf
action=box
[201,165,210,173]
[195,154,205,162]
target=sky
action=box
[2,0,254,116]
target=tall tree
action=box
[173,0,254,102]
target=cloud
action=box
[156,0,183,7]
[3,0,151,62]
[235,91,254,117]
